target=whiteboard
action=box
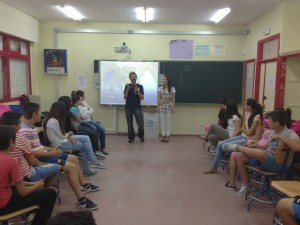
[99,61,159,106]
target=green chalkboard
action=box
[164,61,244,104]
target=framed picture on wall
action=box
[44,49,68,74]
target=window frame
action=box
[0,33,31,103]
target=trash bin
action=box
[144,112,159,139]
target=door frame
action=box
[254,33,281,108]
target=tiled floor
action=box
[52,135,275,225]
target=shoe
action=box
[83,169,97,177]
[127,140,134,145]
[81,183,100,193]
[76,197,98,211]
[140,138,145,143]
[95,151,107,159]
[224,181,237,191]
[90,162,107,169]
[25,213,35,221]
[203,168,218,174]
[223,143,239,153]
[199,134,208,141]
[165,137,169,143]
[236,184,255,197]
[100,149,109,155]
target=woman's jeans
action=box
[81,121,106,149]
[59,135,97,173]
[76,126,100,151]
[211,135,247,169]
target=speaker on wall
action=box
[94,60,99,73]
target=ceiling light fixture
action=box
[136,7,154,22]
[57,5,84,21]
[211,8,231,23]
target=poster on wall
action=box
[44,49,68,74]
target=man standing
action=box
[124,71,145,144]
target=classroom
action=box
[0,1,300,225]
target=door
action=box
[259,62,277,112]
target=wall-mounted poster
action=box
[44,49,67,74]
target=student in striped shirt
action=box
[0,111,59,187]
[18,103,100,210]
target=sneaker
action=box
[76,197,98,211]
[224,181,237,191]
[100,149,109,155]
[95,151,107,159]
[127,140,134,144]
[83,169,97,177]
[90,162,107,169]
[223,143,239,153]
[81,183,100,193]
[236,184,255,197]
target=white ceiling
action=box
[1,0,298,25]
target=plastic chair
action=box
[245,143,294,211]
[0,205,39,225]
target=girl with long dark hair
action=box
[203,100,241,173]
[157,76,176,142]
[204,98,264,174]
[74,90,108,156]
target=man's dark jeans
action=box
[125,107,144,141]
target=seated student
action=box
[43,102,106,173]
[47,210,96,225]
[0,125,57,225]
[276,138,300,225]
[200,98,228,142]
[0,111,60,187]
[70,93,103,154]
[18,102,99,210]
[277,196,300,225]
[201,100,241,173]
[58,96,106,159]
[223,109,299,196]
[204,98,264,173]
[74,90,108,155]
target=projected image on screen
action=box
[100,61,159,105]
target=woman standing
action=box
[157,76,176,142]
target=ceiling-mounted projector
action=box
[114,42,131,54]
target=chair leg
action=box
[52,177,61,205]
[247,176,278,211]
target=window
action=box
[0,33,31,103]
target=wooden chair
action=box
[245,143,294,211]
[0,205,39,225]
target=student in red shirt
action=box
[0,125,56,225]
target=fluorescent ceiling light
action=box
[135,7,154,22]
[57,5,84,21]
[211,8,231,23]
